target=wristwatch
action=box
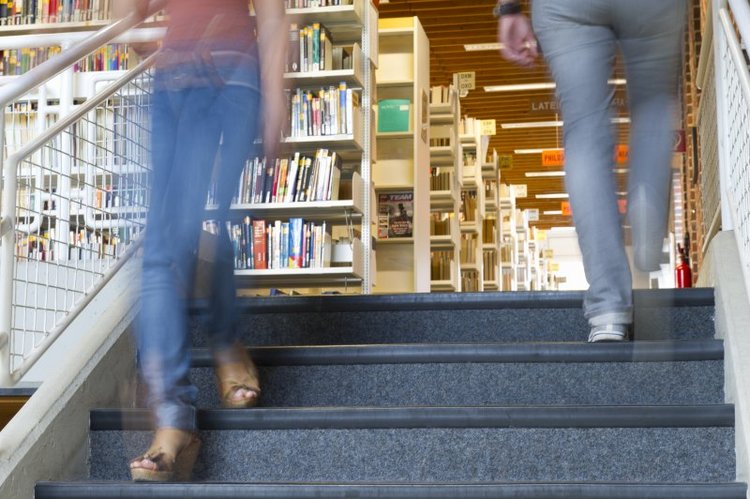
[493,1,522,18]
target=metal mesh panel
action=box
[719,24,750,276]
[9,68,152,373]
[698,53,721,237]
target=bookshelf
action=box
[457,117,488,292]
[372,16,429,293]
[225,0,378,294]
[429,84,461,292]
[482,151,501,291]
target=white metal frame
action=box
[0,2,166,386]
[711,0,750,300]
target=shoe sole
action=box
[588,331,627,342]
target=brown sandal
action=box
[129,428,201,482]
[214,343,261,409]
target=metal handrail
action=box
[719,6,750,104]
[0,5,165,385]
[727,0,750,56]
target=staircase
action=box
[36,288,747,498]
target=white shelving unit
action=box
[233,0,379,293]
[428,84,461,292]
[372,16,430,293]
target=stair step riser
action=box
[90,427,735,483]
[190,307,715,347]
[187,361,724,408]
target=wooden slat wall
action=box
[378,0,700,236]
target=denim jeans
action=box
[137,51,260,431]
[532,0,686,327]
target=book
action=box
[252,220,267,269]
[288,217,304,268]
[378,191,414,239]
[289,83,355,138]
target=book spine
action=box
[312,22,320,71]
[345,86,353,137]
[289,217,303,268]
[243,216,253,269]
[253,220,267,269]
[280,222,289,268]
[338,82,347,135]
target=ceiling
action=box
[378,0,629,229]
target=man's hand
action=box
[497,14,538,67]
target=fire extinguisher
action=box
[675,244,692,288]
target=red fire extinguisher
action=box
[675,244,692,288]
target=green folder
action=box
[378,99,411,133]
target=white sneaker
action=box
[588,323,629,342]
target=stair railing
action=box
[709,0,750,299]
[0,3,166,386]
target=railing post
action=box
[711,0,735,231]
[0,111,16,388]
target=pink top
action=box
[164,0,256,51]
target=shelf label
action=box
[548,262,560,272]
[618,198,627,214]
[561,201,572,216]
[499,154,513,170]
[615,144,629,164]
[542,149,565,167]
[536,230,547,241]
[456,72,476,93]
[480,119,497,136]
[511,184,527,198]
[543,249,554,258]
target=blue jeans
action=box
[137,52,260,431]
[532,0,686,327]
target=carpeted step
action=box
[88,405,735,483]
[184,340,724,408]
[189,289,715,347]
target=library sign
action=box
[529,96,627,115]
[561,199,627,216]
[455,71,475,97]
[542,146,628,167]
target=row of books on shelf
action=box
[431,251,451,281]
[289,83,357,138]
[460,191,478,222]
[207,149,343,207]
[483,250,497,281]
[284,0,353,8]
[430,213,450,237]
[429,85,455,106]
[461,270,480,292]
[287,23,345,73]
[1,44,132,75]
[74,43,131,72]
[0,0,110,26]
[430,168,451,191]
[204,218,333,271]
[460,234,477,264]
[94,182,147,210]
[15,226,130,262]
